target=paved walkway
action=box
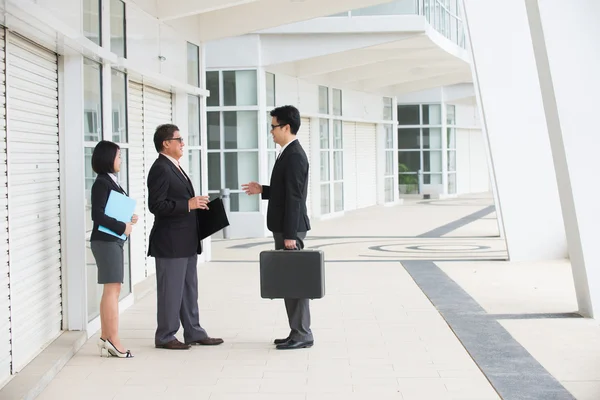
[35,193,564,400]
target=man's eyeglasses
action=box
[271,124,287,130]
[165,137,184,143]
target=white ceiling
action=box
[132,0,401,42]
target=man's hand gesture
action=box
[242,182,262,195]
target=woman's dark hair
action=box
[270,105,301,134]
[154,124,180,152]
[91,140,120,174]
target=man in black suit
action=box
[242,105,313,350]
[147,124,223,350]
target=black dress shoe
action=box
[276,340,314,350]
[273,337,290,345]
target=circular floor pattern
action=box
[369,243,492,254]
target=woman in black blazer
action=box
[90,140,137,358]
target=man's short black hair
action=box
[270,105,301,135]
[91,140,120,174]
[154,124,180,152]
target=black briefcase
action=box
[259,249,325,299]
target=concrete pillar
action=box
[461,0,567,261]
[524,0,600,317]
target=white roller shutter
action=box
[298,117,311,217]
[343,121,357,211]
[142,86,172,277]
[6,33,61,372]
[0,28,11,385]
[355,123,377,208]
[127,81,147,283]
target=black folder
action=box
[197,197,230,240]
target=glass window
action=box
[223,70,257,106]
[207,153,221,191]
[320,152,330,181]
[446,104,456,125]
[447,127,456,149]
[207,112,220,150]
[266,72,275,107]
[423,128,442,149]
[448,173,457,194]
[319,119,329,149]
[384,177,394,202]
[206,71,220,107]
[187,42,200,87]
[225,152,259,193]
[384,124,394,149]
[398,105,420,125]
[110,0,126,57]
[332,89,342,116]
[188,95,201,146]
[111,69,127,143]
[318,86,329,114]
[333,121,343,149]
[84,59,102,142]
[230,193,259,212]
[320,184,331,215]
[422,104,442,125]
[383,97,393,120]
[397,128,420,150]
[223,111,258,150]
[448,150,456,172]
[423,151,443,173]
[385,152,394,175]
[333,151,343,180]
[188,150,201,194]
[425,173,443,184]
[398,151,420,173]
[334,182,344,212]
[83,0,101,46]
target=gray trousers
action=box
[155,255,208,345]
[273,232,313,342]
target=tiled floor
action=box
[37,194,513,400]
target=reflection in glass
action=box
[397,128,420,150]
[230,192,259,212]
[84,59,102,142]
[267,151,277,180]
[447,127,456,149]
[111,69,127,143]
[207,152,221,191]
[187,42,200,87]
[422,104,442,125]
[398,151,420,172]
[384,177,394,203]
[446,104,456,125]
[448,173,457,194]
[110,0,126,57]
[207,112,220,150]
[397,105,420,125]
[224,111,258,150]
[385,125,394,149]
[83,0,101,46]
[423,128,442,149]
[448,150,456,172]
[223,70,257,106]
[320,152,330,181]
[423,151,442,173]
[383,97,393,120]
[225,152,259,191]
[267,112,277,150]
[333,151,343,180]
[206,71,220,107]
[334,182,344,212]
[189,150,202,194]
[424,173,442,184]
[318,86,328,114]
[333,121,343,149]
[266,73,275,107]
[319,119,329,149]
[332,89,342,116]
[385,152,394,175]
[188,95,200,146]
[320,183,330,215]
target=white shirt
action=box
[108,172,118,184]
[161,153,181,169]
[277,138,297,159]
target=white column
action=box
[60,55,87,330]
[461,0,567,260]
[199,44,211,261]
[441,94,448,197]
[375,123,385,205]
[392,97,399,203]
[310,117,321,218]
[524,0,600,317]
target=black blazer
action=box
[90,173,127,242]
[147,154,201,258]
[261,139,311,239]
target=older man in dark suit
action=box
[147,124,223,350]
[243,105,313,350]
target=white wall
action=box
[463,0,567,261]
[205,35,261,68]
[456,129,489,194]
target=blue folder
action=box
[99,190,137,240]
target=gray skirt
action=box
[90,240,125,284]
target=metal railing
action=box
[327,0,466,48]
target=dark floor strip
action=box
[490,312,581,320]
[402,260,575,400]
[417,205,496,238]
